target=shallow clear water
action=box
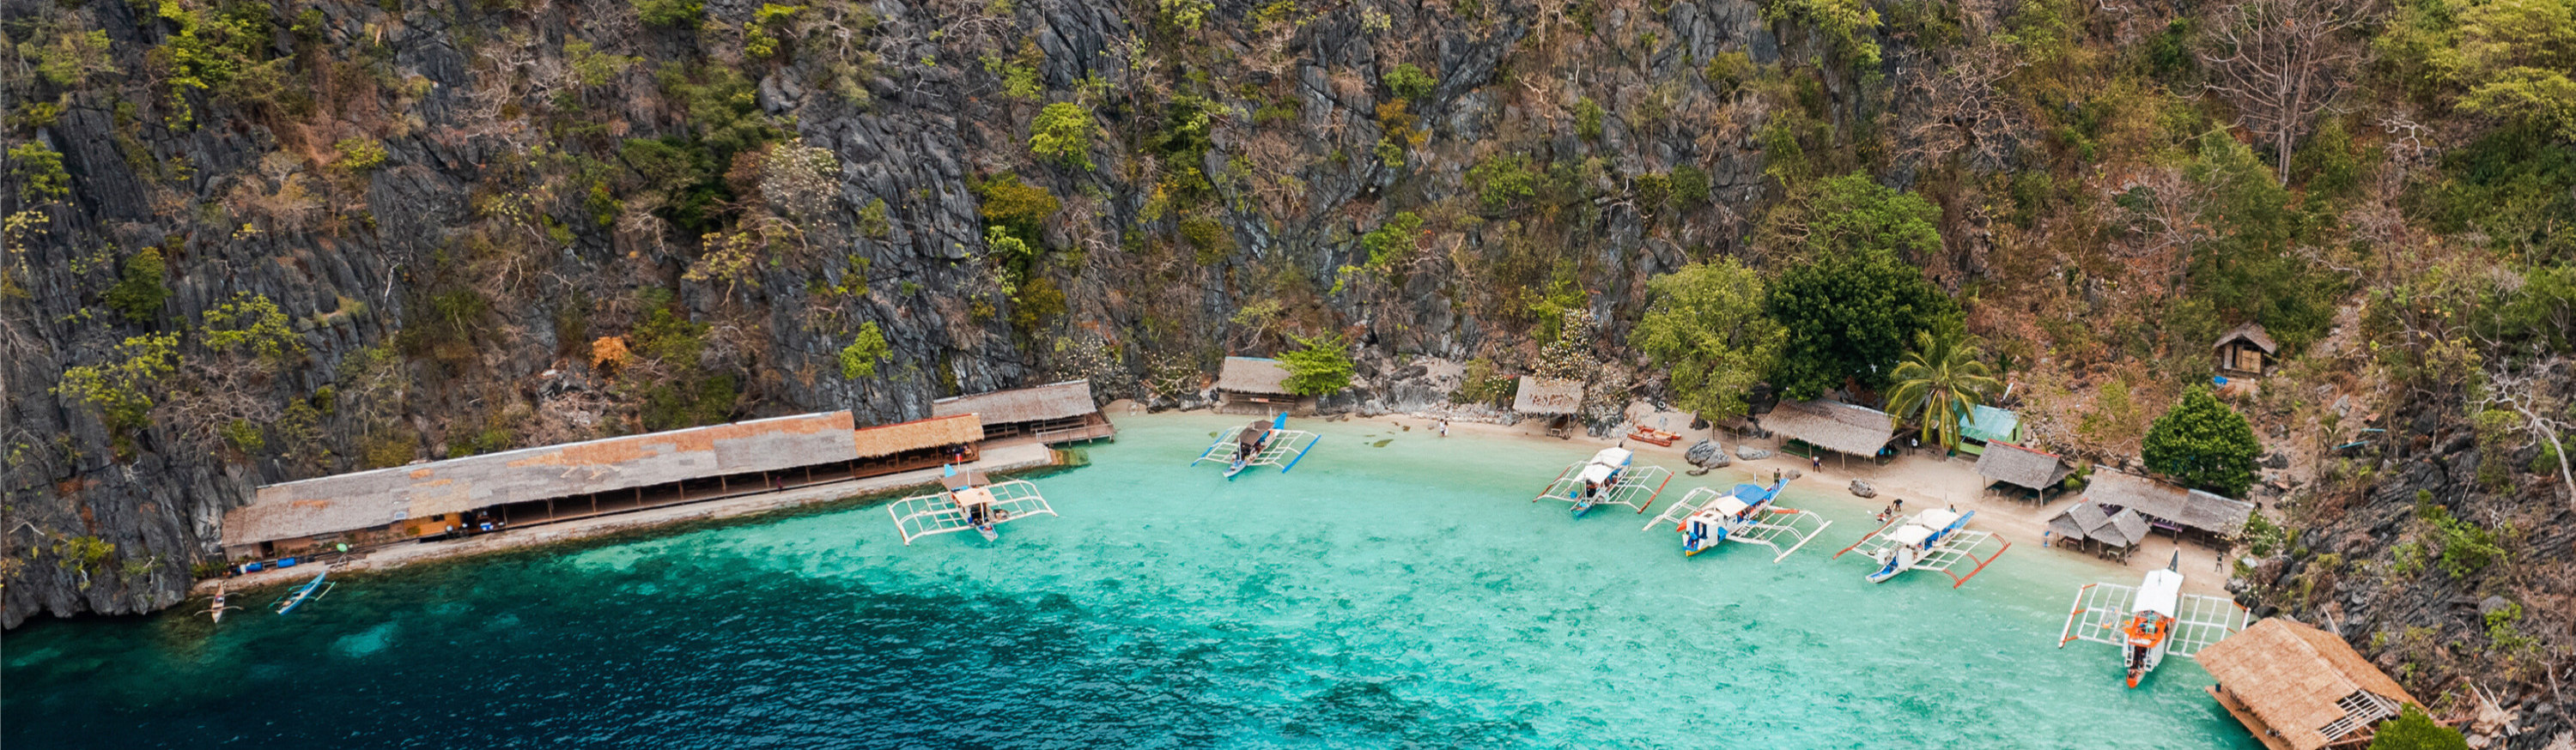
[3,413,2259,748]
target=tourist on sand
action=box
[1811,453,1821,470]
[1438,420,1449,438]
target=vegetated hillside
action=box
[2,0,2570,735]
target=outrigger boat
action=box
[2057,553,2250,687]
[1533,446,1673,517]
[200,584,241,623]
[1189,413,1321,480]
[270,568,335,615]
[1641,475,1833,562]
[887,465,1059,544]
[1832,507,2009,587]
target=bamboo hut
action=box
[1215,356,1313,414]
[2044,499,2150,559]
[2216,324,2281,378]
[933,379,1114,445]
[1513,376,1584,439]
[852,414,986,473]
[2197,618,2423,750]
[1975,441,2074,501]
[1760,400,1899,470]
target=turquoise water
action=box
[3,413,2258,748]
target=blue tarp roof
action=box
[1959,405,2020,444]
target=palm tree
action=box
[1886,330,2003,451]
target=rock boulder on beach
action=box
[1849,480,1876,499]
[1735,445,1772,461]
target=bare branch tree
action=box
[2471,360,2576,511]
[2198,0,2376,183]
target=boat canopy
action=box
[1891,524,1936,547]
[1578,448,1633,483]
[952,486,999,508]
[1711,497,1752,517]
[1591,447,1634,465]
[1917,508,1962,529]
[1238,420,1273,445]
[2136,569,2184,617]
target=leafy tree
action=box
[9,142,70,203]
[1630,259,1785,422]
[1759,0,1883,69]
[1765,248,1958,399]
[1766,172,1945,261]
[632,0,704,27]
[1029,102,1095,170]
[1886,330,2002,450]
[106,247,170,323]
[2383,0,2576,141]
[2368,705,2467,750]
[200,293,304,366]
[1279,334,1354,396]
[2142,385,2262,496]
[1385,64,1437,100]
[54,332,180,432]
[839,322,890,378]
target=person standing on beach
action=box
[1438,420,1449,438]
[1811,453,1821,470]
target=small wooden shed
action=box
[933,379,1114,445]
[2197,618,2423,750]
[1216,356,1314,415]
[2216,324,2280,377]
[1513,376,1584,438]
[1762,399,1899,470]
[1975,441,2074,501]
[2044,499,2150,559]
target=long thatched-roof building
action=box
[2198,618,2423,750]
[934,379,1114,445]
[1762,400,1899,469]
[222,410,985,558]
[1216,356,1314,414]
[1976,441,2074,500]
[2084,469,2257,542]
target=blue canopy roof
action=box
[1959,405,2020,445]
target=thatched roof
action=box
[1217,356,1296,396]
[1763,400,1897,457]
[227,411,861,545]
[2085,470,2254,536]
[2217,323,2280,354]
[1975,441,2073,491]
[1959,405,2020,445]
[2184,489,2258,537]
[2047,500,2150,548]
[1513,376,1584,414]
[933,380,1098,425]
[854,414,984,458]
[2197,618,2421,750]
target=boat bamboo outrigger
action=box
[201,584,241,623]
[887,465,1059,544]
[1533,446,1673,517]
[1189,413,1321,479]
[1641,475,1833,562]
[271,568,335,615]
[2057,553,2250,687]
[1832,507,2009,587]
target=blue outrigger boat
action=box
[271,568,335,614]
[1190,412,1321,480]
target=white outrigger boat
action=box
[1641,476,1833,561]
[1832,507,2009,588]
[271,568,335,615]
[888,466,1058,544]
[1190,413,1321,479]
[1533,446,1672,517]
[201,584,242,623]
[2057,553,2249,687]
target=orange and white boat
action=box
[2057,553,2249,686]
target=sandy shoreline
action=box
[1326,405,2238,597]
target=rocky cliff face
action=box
[2237,365,2576,747]
[1,0,1800,624]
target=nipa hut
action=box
[1513,376,1584,439]
[2197,618,2423,750]
[1975,441,2075,501]
[1762,400,1899,470]
[2044,499,2150,559]
[2216,323,2281,377]
[2084,470,2257,543]
[933,379,1114,445]
[1215,356,1314,414]
[852,414,986,474]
